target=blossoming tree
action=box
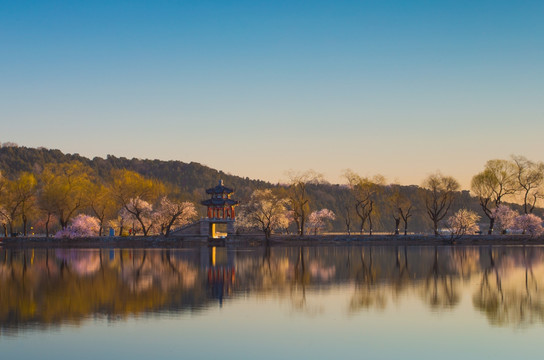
[237,189,290,240]
[55,214,100,238]
[307,209,336,235]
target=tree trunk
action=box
[433,219,439,236]
[22,214,28,236]
[344,206,351,235]
[98,218,104,237]
[294,218,301,236]
[403,219,408,236]
[487,217,495,235]
[394,218,400,235]
[2,224,7,237]
[45,214,51,237]
[136,215,148,236]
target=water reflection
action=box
[2,245,544,334]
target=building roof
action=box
[206,179,234,194]
[201,198,239,206]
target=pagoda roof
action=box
[201,198,239,206]
[206,180,234,194]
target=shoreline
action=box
[1,234,544,248]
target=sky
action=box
[1,0,543,189]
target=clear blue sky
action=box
[1,0,543,188]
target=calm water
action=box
[1,244,544,359]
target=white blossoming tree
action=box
[446,209,481,239]
[121,197,154,236]
[154,197,197,237]
[237,189,290,240]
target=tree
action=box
[109,215,127,237]
[237,189,290,239]
[389,185,413,236]
[512,155,544,214]
[121,197,154,236]
[0,172,37,235]
[471,160,518,234]
[55,214,100,238]
[38,161,93,229]
[111,169,165,236]
[85,182,118,236]
[338,186,356,235]
[36,172,57,237]
[345,171,384,235]
[492,205,518,234]
[0,173,6,236]
[154,197,197,237]
[446,209,480,237]
[514,214,544,237]
[287,171,321,236]
[307,209,336,235]
[422,172,460,235]
[16,172,38,236]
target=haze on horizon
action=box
[1,1,543,190]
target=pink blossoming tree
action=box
[514,214,544,237]
[55,214,100,238]
[307,209,336,235]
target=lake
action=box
[1,244,543,359]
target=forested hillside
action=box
[0,144,538,235]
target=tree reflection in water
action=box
[420,247,460,309]
[350,248,387,312]
[2,245,544,333]
[473,246,544,327]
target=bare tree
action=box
[422,172,460,235]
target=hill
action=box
[0,144,534,234]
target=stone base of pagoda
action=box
[199,218,236,239]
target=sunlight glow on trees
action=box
[471,160,518,234]
[55,214,100,238]
[422,172,460,235]
[307,209,336,235]
[514,214,544,237]
[447,209,481,237]
[237,189,290,239]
